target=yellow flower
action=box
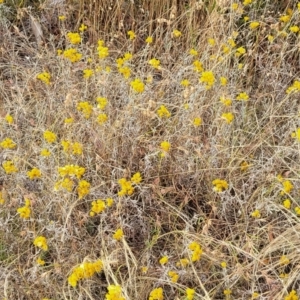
[193,117,202,127]
[79,23,87,32]
[141,266,148,273]
[295,207,300,216]
[98,45,109,59]
[281,180,293,195]
[227,38,236,48]
[290,26,299,33]
[58,15,66,21]
[27,168,42,180]
[2,161,18,174]
[64,117,74,124]
[173,29,182,37]
[221,112,234,124]
[240,161,250,171]
[77,180,90,199]
[83,69,94,79]
[131,172,142,184]
[63,48,82,63]
[208,38,215,46]
[157,105,171,118]
[181,79,190,87]
[212,179,228,192]
[149,58,160,69]
[37,257,45,266]
[244,16,250,21]
[231,3,239,10]
[145,36,153,44]
[127,30,136,40]
[96,97,108,110]
[97,113,108,125]
[236,46,246,57]
[283,199,291,209]
[189,48,198,56]
[186,288,195,300]
[160,141,171,152]
[220,96,232,106]
[176,258,189,267]
[280,15,291,23]
[220,261,227,268]
[0,138,16,149]
[193,60,204,72]
[130,78,145,93]
[43,130,57,143]
[118,178,134,196]
[268,35,274,43]
[67,32,81,44]
[189,241,203,262]
[220,77,227,86]
[251,209,261,218]
[77,101,93,119]
[199,70,215,89]
[0,192,5,205]
[37,72,51,84]
[106,285,125,300]
[90,199,106,216]
[249,21,260,30]
[17,205,31,219]
[149,287,164,300]
[280,255,290,265]
[40,148,51,157]
[5,114,13,124]
[236,92,249,101]
[286,80,300,94]
[106,198,114,207]
[159,256,168,265]
[113,228,124,241]
[33,236,48,251]
[285,290,298,300]
[224,289,232,295]
[252,292,260,299]
[243,0,252,5]
[168,270,179,283]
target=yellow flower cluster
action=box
[286,80,300,94]
[97,40,109,59]
[97,113,108,125]
[77,180,90,199]
[43,130,57,143]
[221,112,234,124]
[199,70,215,89]
[83,69,94,79]
[67,32,81,44]
[40,148,51,157]
[251,209,261,218]
[149,58,161,69]
[97,97,108,110]
[186,288,196,300]
[17,199,31,219]
[2,160,18,174]
[173,29,182,37]
[159,255,168,265]
[130,78,145,93]
[37,72,51,84]
[168,270,179,283]
[113,228,124,241]
[249,21,260,30]
[0,137,16,149]
[220,96,232,106]
[54,177,74,192]
[176,258,189,267]
[58,164,85,179]
[90,198,114,216]
[0,192,5,205]
[68,259,103,287]
[63,48,82,63]
[118,172,142,196]
[157,105,171,118]
[280,180,293,195]
[160,141,171,153]
[77,101,93,119]
[5,114,13,124]
[127,30,136,40]
[189,241,203,262]
[105,285,125,300]
[61,140,83,155]
[212,179,229,192]
[149,287,164,300]
[236,92,249,101]
[291,128,300,141]
[33,236,48,251]
[284,290,298,300]
[193,60,204,72]
[27,167,42,180]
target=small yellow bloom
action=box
[193,117,202,127]
[149,58,160,69]
[268,35,274,43]
[97,113,108,125]
[83,69,94,79]
[58,15,66,21]
[280,255,290,265]
[220,77,227,86]
[236,46,246,57]
[37,257,45,266]
[96,97,108,110]
[157,105,171,118]
[159,256,168,265]
[281,180,293,195]
[33,236,48,251]
[220,96,232,106]
[283,199,291,209]
[189,48,198,56]
[249,21,260,30]
[240,161,250,171]
[77,101,93,119]
[251,209,261,218]
[199,70,215,89]
[168,270,179,283]
[208,38,215,46]
[0,138,16,149]
[27,168,42,180]
[160,141,171,152]
[106,198,114,207]
[290,25,300,33]
[224,289,232,295]
[17,205,31,219]
[280,15,290,23]
[181,79,190,87]
[186,288,195,300]
[212,179,228,192]
[77,180,90,199]
[220,261,227,268]
[131,172,142,184]
[189,241,202,262]
[173,29,182,37]
[127,30,136,40]
[130,78,145,93]
[252,292,260,299]
[221,112,234,124]
[244,16,250,21]
[37,72,51,84]
[79,23,87,32]
[176,258,189,267]
[2,160,18,174]
[236,92,249,101]
[43,130,57,143]
[64,117,74,124]
[67,32,81,44]
[295,206,300,216]
[113,228,124,241]
[5,114,13,124]
[40,148,51,157]
[63,48,82,63]
[285,290,298,300]
[145,36,153,44]
[149,287,164,300]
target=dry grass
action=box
[1,0,300,299]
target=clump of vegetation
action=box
[1,0,300,299]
